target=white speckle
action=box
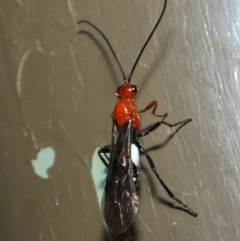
[31,147,55,179]
[55,197,59,206]
[173,220,178,226]
[36,39,45,53]
[131,144,140,167]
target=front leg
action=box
[138,100,167,118]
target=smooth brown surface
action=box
[1,0,239,240]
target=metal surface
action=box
[0,0,239,240]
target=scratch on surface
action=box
[66,0,77,31]
[38,231,44,241]
[164,85,172,112]
[59,121,76,147]
[15,0,23,6]
[181,191,196,196]
[29,128,39,149]
[193,185,199,201]
[16,49,32,98]
[21,125,39,149]
[81,186,87,202]
[64,147,89,168]
[64,172,74,202]
[48,76,54,94]
[68,43,83,86]
[22,125,30,137]
[14,203,21,226]
[45,207,56,241]
[196,148,201,166]
[81,40,94,48]
[139,61,150,69]
[59,121,89,168]
[137,215,152,233]
[96,1,100,20]
[147,186,161,235]
[171,233,175,241]
[148,186,156,213]
[178,84,188,113]
[85,188,94,223]
[73,99,79,111]
[53,14,73,31]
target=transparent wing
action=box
[102,120,139,235]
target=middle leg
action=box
[137,117,192,138]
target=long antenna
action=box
[77,0,167,83]
[128,0,167,82]
[77,20,127,81]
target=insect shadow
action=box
[78,30,119,87]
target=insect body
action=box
[78,0,197,237]
[113,83,140,131]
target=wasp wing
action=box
[102,120,139,234]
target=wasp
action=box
[78,0,197,237]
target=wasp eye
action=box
[117,86,121,93]
[131,85,138,93]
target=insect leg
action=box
[138,100,168,118]
[137,117,192,138]
[98,145,111,168]
[123,229,134,241]
[135,141,198,217]
[162,117,193,128]
[123,232,128,241]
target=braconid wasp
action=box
[78,0,197,239]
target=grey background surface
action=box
[1,0,239,240]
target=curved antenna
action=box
[128,0,167,82]
[77,20,127,82]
